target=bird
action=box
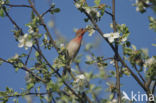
[63,28,87,77]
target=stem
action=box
[134,65,145,83]
[115,60,121,103]
[5,4,31,8]
[25,47,33,65]
[2,6,24,34]
[112,0,121,102]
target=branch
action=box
[4,4,32,8]
[2,6,24,34]
[28,0,59,52]
[25,47,33,65]
[112,0,120,102]
[7,92,48,98]
[73,0,148,95]
[0,58,47,83]
[32,46,85,102]
[152,81,156,94]
[115,60,121,103]
[105,10,113,17]
[41,6,53,17]
[134,65,145,83]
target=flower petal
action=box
[108,37,114,43]
[113,32,120,38]
[26,40,33,47]
[18,42,24,48]
[103,33,111,37]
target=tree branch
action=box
[112,0,121,102]
[41,6,53,17]
[134,64,145,83]
[4,4,32,8]
[0,58,47,83]
[2,6,24,34]
[32,46,86,102]
[73,0,148,95]
[28,0,59,52]
[25,47,33,65]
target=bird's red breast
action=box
[66,28,86,60]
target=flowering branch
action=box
[73,0,151,98]
[28,0,59,52]
[0,58,47,83]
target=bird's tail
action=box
[62,64,75,80]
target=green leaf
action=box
[0,8,4,17]
[27,83,34,90]
[53,8,60,13]
[94,0,101,6]
[152,44,156,47]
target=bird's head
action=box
[76,28,87,37]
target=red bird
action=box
[67,28,86,61]
[63,28,86,75]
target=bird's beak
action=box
[81,28,87,35]
[76,28,87,37]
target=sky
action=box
[0,0,155,103]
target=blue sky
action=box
[0,0,155,103]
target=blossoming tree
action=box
[0,0,155,103]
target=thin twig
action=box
[5,4,32,8]
[0,58,47,83]
[105,10,113,17]
[28,0,59,52]
[41,6,53,17]
[134,65,145,83]
[25,47,33,65]
[2,6,24,34]
[152,81,156,94]
[115,59,121,103]
[7,92,48,98]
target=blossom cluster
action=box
[75,2,101,21]
[18,34,33,50]
[73,74,88,92]
[135,0,150,13]
[103,32,127,43]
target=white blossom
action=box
[103,32,120,43]
[121,37,127,42]
[73,28,78,33]
[75,3,81,9]
[73,74,88,92]
[76,74,86,81]
[13,54,19,59]
[144,57,156,72]
[86,25,95,36]
[0,1,4,5]
[48,20,54,28]
[110,60,115,66]
[84,7,91,14]
[86,55,92,61]
[18,34,33,50]
[60,43,64,48]
[144,57,155,67]
[112,99,117,103]
[96,11,100,17]
[145,0,150,4]
[28,26,34,34]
